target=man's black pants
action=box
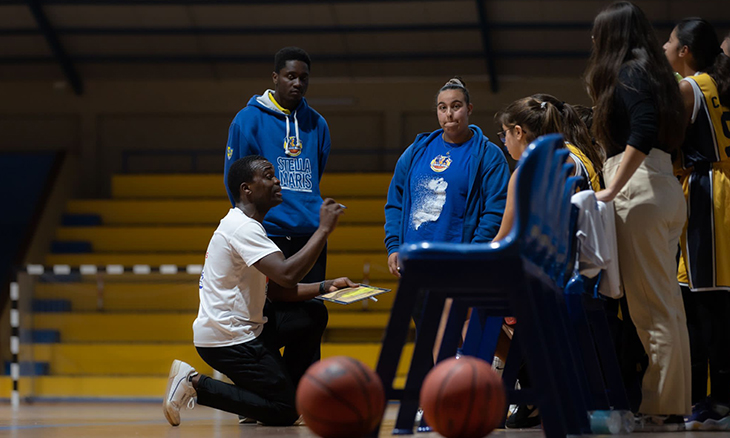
[195,298,328,425]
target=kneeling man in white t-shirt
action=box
[163,155,355,427]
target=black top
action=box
[605,66,665,158]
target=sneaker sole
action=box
[695,418,730,431]
[685,421,702,431]
[163,360,183,426]
[718,417,730,431]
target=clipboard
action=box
[316,284,391,305]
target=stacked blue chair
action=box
[454,148,631,432]
[562,191,632,417]
[564,274,631,412]
[372,134,592,438]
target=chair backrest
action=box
[543,156,573,275]
[400,134,577,271]
[509,135,555,259]
[556,176,582,286]
[511,134,575,271]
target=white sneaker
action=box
[238,416,257,424]
[492,356,505,377]
[163,360,198,426]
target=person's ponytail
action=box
[541,102,563,137]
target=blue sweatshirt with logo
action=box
[224,91,331,237]
[384,125,510,255]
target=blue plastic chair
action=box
[469,169,594,436]
[371,134,588,438]
[578,281,632,412]
[561,190,631,413]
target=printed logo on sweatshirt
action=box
[226,146,234,160]
[411,177,448,230]
[277,157,313,192]
[284,136,303,157]
[430,154,452,172]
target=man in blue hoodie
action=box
[223,48,331,424]
[224,47,331,284]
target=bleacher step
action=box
[55,225,386,252]
[45,253,393,281]
[112,173,393,199]
[34,281,399,312]
[20,343,414,376]
[66,199,386,225]
[32,312,395,342]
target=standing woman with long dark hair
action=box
[586,2,690,430]
[664,17,730,429]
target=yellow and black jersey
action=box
[679,74,730,168]
[677,73,730,291]
[566,142,602,192]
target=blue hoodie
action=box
[384,125,510,255]
[224,91,331,237]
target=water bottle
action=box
[589,410,622,434]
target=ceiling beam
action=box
[26,0,83,95]
[0,51,591,65]
[2,23,482,36]
[3,0,448,4]
[474,0,498,93]
[2,21,724,37]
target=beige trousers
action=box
[604,149,691,415]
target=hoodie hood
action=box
[250,90,308,157]
[250,89,308,116]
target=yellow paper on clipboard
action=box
[316,284,391,305]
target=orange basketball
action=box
[296,356,386,438]
[420,356,506,438]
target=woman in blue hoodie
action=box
[384,77,510,322]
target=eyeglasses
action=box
[497,127,514,144]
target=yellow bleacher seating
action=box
[13,172,406,401]
[112,173,392,199]
[33,281,399,312]
[55,225,385,252]
[66,198,386,224]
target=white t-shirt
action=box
[193,208,282,347]
[571,190,621,299]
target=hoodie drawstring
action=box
[293,110,300,147]
[283,110,301,156]
[284,113,291,154]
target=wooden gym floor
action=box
[0,403,723,438]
